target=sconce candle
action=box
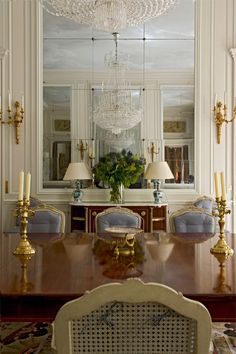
[220,172,226,201]
[25,172,31,201]
[18,171,24,201]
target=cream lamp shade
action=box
[63,162,92,202]
[144,161,174,180]
[63,162,92,181]
[144,161,174,204]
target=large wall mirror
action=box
[42,0,195,190]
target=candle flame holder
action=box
[0,101,24,144]
[13,198,35,255]
[213,101,236,144]
[210,197,234,256]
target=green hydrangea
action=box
[93,150,146,203]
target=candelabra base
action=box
[210,237,234,257]
[13,238,35,255]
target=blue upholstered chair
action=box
[27,205,65,233]
[169,206,216,233]
[95,207,142,233]
[192,195,215,213]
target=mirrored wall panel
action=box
[42,0,195,189]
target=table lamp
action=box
[144,161,174,203]
[63,162,92,202]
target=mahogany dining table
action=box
[1,231,235,322]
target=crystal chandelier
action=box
[93,33,142,135]
[40,0,177,32]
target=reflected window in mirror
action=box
[43,86,72,188]
[162,86,194,188]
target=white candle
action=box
[0,95,2,108]
[214,172,220,199]
[8,92,11,107]
[234,97,236,107]
[224,91,227,104]
[220,172,226,201]
[92,139,95,157]
[25,172,31,201]
[214,94,218,106]
[21,95,24,108]
[18,171,24,201]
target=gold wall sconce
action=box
[0,95,24,144]
[77,139,88,161]
[147,142,159,162]
[213,96,236,144]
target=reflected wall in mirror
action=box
[42,0,195,190]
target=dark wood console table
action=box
[1,232,235,322]
[70,203,168,233]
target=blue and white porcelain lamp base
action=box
[153,179,163,204]
[73,180,83,202]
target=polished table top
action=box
[1,232,236,321]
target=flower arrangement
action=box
[93,149,145,203]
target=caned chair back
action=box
[27,205,65,233]
[95,206,142,233]
[52,278,212,354]
[169,206,216,233]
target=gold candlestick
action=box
[13,198,35,255]
[14,253,34,293]
[213,257,231,294]
[0,101,24,144]
[210,197,233,256]
[213,101,236,144]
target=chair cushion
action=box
[174,212,215,233]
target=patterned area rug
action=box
[1,322,236,353]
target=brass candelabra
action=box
[213,101,236,144]
[210,197,234,257]
[0,101,24,144]
[13,198,35,255]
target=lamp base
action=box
[73,180,83,202]
[152,179,163,204]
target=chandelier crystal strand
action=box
[40,0,177,32]
[93,33,142,134]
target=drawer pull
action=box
[72,217,85,221]
[152,217,165,222]
[92,211,97,216]
[141,211,146,216]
